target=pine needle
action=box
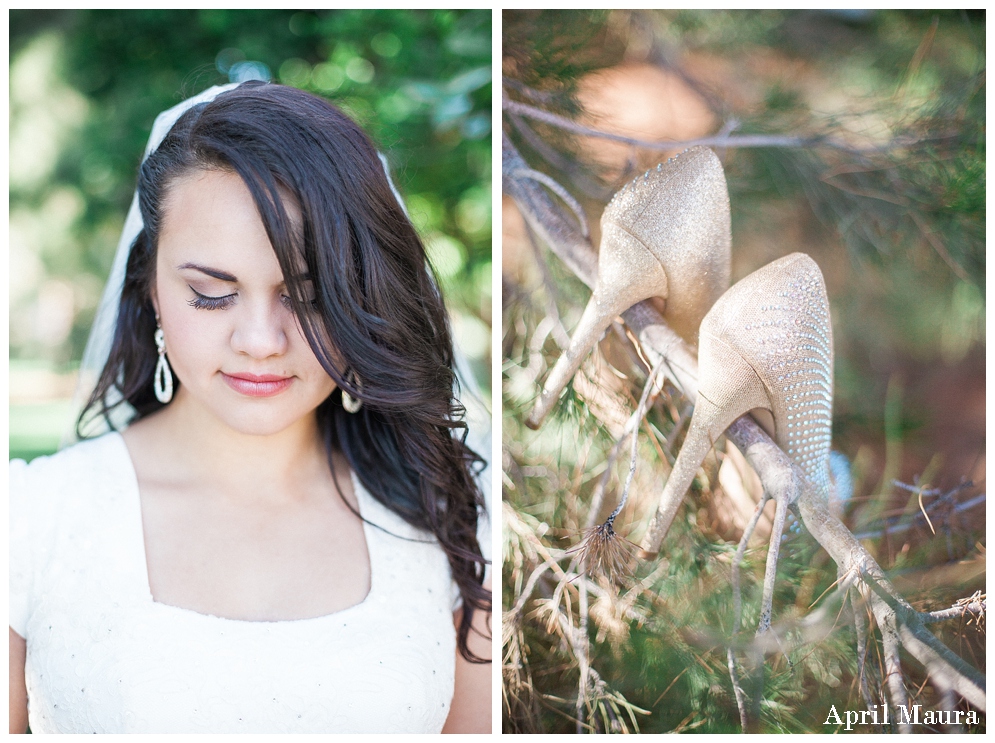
[574,519,636,583]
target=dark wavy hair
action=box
[80,81,490,662]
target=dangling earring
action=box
[154,323,174,404]
[341,370,363,413]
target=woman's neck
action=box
[123,390,332,507]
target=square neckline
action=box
[108,431,378,625]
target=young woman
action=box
[9,82,491,734]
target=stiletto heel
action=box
[525,146,731,430]
[640,252,834,556]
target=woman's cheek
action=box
[162,314,228,384]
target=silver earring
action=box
[341,371,363,413]
[154,325,174,404]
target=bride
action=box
[9,81,491,733]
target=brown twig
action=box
[508,111,613,201]
[728,494,770,732]
[853,492,984,540]
[509,166,590,238]
[849,585,880,729]
[921,593,986,624]
[880,606,913,733]
[503,96,927,155]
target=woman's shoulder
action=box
[11,431,128,476]
[9,433,134,636]
[10,432,132,513]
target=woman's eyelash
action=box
[188,288,236,310]
[281,294,318,309]
[187,289,310,311]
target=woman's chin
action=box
[216,408,317,438]
[167,393,318,439]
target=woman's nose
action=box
[230,300,289,359]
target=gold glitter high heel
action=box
[525,146,731,430]
[640,253,834,556]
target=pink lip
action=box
[221,372,294,397]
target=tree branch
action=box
[504,94,928,156]
[852,493,985,541]
[921,594,986,624]
[729,494,770,732]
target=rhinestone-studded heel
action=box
[525,146,731,429]
[641,252,834,555]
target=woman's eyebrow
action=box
[177,262,237,282]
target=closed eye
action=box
[280,291,318,310]
[188,287,236,310]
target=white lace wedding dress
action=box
[10,433,458,733]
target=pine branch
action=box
[503,93,931,155]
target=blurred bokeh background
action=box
[502,9,984,733]
[10,8,492,461]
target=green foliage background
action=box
[10,9,492,461]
